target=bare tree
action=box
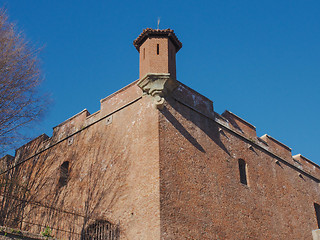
[0,8,46,154]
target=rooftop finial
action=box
[157,17,160,30]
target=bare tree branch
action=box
[0,8,46,155]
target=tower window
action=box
[238,159,248,185]
[314,203,320,228]
[143,48,145,59]
[58,161,69,187]
[157,44,159,55]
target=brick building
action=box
[0,28,319,240]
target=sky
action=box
[2,0,319,164]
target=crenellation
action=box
[214,112,230,129]
[85,110,101,125]
[12,134,49,167]
[173,83,214,118]
[222,110,257,138]
[260,134,292,161]
[293,154,320,178]
[100,81,142,116]
[257,136,268,145]
[0,28,318,240]
[52,109,90,141]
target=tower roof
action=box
[133,28,182,52]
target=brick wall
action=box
[159,85,320,239]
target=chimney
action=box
[133,28,182,80]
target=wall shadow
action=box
[162,97,230,156]
[0,127,127,239]
[161,106,205,153]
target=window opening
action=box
[157,44,159,55]
[314,203,320,228]
[81,220,119,240]
[58,161,69,187]
[238,159,248,185]
[143,48,145,59]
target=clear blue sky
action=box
[2,0,319,163]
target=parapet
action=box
[0,155,14,171]
[0,75,317,183]
[0,81,144,173]
[51,81,142,142]
[221,110,256,138]
[14,134,50,165]
[215,109,318,179]
[52,109,90,141]
[100,80,141,116]
[260,134,292,161]
[172,82,214,118]
[293,154,320,178]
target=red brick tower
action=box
[133,28,182,79]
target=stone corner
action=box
[137,73,179,109]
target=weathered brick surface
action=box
[260,134,293,161]
[0,84,161,239]
[159,88,320,239]
[222,110,256,138]
[293,154,320,177]
[1,78,319,240]
[0,28,319,240]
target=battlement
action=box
[100,80,141,116]
[260,134,292,161]
[214,109,318,180]
[222,110,256,138]
[173,82,214,118]
[1,78,317,181]
[0,27,317,240]
[293,154,320,177]
[52,109,90,141]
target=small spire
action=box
[157,17,160,30]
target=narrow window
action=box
[143,48,145,59]
[314,203,320,228]
[157,44,159,55]
[58,161,69,187]
[238,159,248,185]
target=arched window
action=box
[58,161,69,187]
[81,220,119,240]
[238,159,248,185]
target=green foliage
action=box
[41,226,53,238]
[0,227,22,236]
[11,229,21,234]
